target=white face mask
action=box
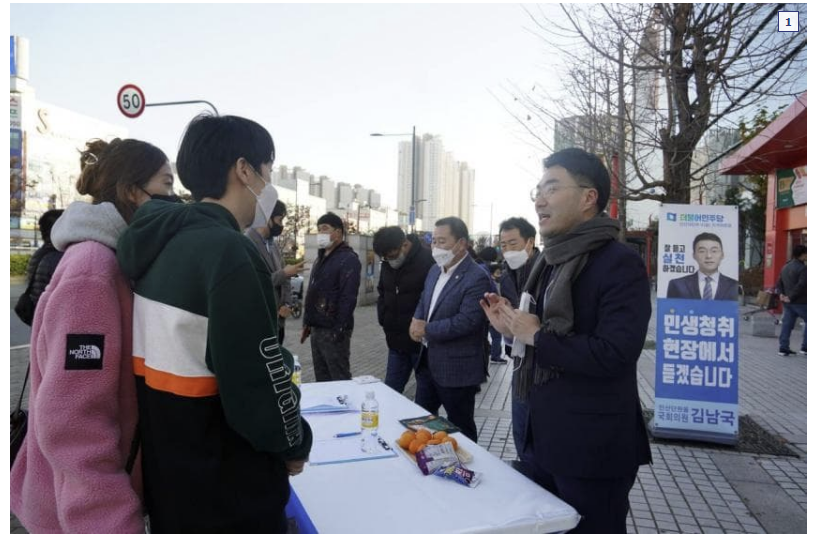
[387,251,407,270]
[317,233,333,249]
[432,247,455,268]
[247,165,278,229]
[503,248,529,270]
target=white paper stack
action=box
[300,394,358,414]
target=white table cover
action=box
[291,381,580,534]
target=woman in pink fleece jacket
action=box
[10,138,175,533]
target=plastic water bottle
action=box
[361,391,379,453]
[291,355,302,387]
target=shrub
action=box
[11,254,31,276]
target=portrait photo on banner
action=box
[657,205,740,301]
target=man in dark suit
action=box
[482,148,652,533]
[409,217,493,442]
[667,232,739,301]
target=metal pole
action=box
[411,125,416,233]
[294,177,298,252]
[145,100,219,115]
[489,203,494,246]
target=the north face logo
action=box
[65,334,104,370]
[69,345,101,360]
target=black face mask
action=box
[269,223,284,237]
[150,194,184,204]
[141,186,183,204]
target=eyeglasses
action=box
[529,183,591,202]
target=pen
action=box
[334,431,362,438]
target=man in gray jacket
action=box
[777,245,806,356]
[246,200,304,343]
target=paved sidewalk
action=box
[10,303,806,533]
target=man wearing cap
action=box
[301,212,361,381]
[246,200,305,343]
[481,147,652,533]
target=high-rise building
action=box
[397,136,421,217]
[336,182,355,209]
[368,190,381,210]
[458,163,476,231]
[354,184,370,207]
[397,134,475,231]
[690,128,743,205]
[315,176,336,209]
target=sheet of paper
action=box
[309,436,397,466]
[300,394,357,414]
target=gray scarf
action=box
[513,214,621,400]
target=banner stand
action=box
[652,205,741,446]
[649,422,738,446]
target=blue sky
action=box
[11,3,563,233]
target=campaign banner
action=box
[653,299,739,437]
[653,204,740,445]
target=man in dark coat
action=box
[373,226,435,394]
[482,148,651,533]
[496,216,540,466]
[777,244,806,356]
[302,212,361,381]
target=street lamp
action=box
[370,126,416,232]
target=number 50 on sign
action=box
[117,84,146,118]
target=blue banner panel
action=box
[654,298,739,437]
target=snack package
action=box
[415,442,459,475]
[433,464,482,488]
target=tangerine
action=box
[398,432,415,449]
[433,431,448,441]
[415,429,432,443]
[408,439,424,454]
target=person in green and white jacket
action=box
[117,114,312,533]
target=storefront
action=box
[720,92,807,289]
[11,35,127,250]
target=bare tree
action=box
[506,3,807,206]
[277,204,311,256]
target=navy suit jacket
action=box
[529,240,652,479]
[666,272,739,301]
[414,255,493,388]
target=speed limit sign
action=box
[117,84,146,118]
